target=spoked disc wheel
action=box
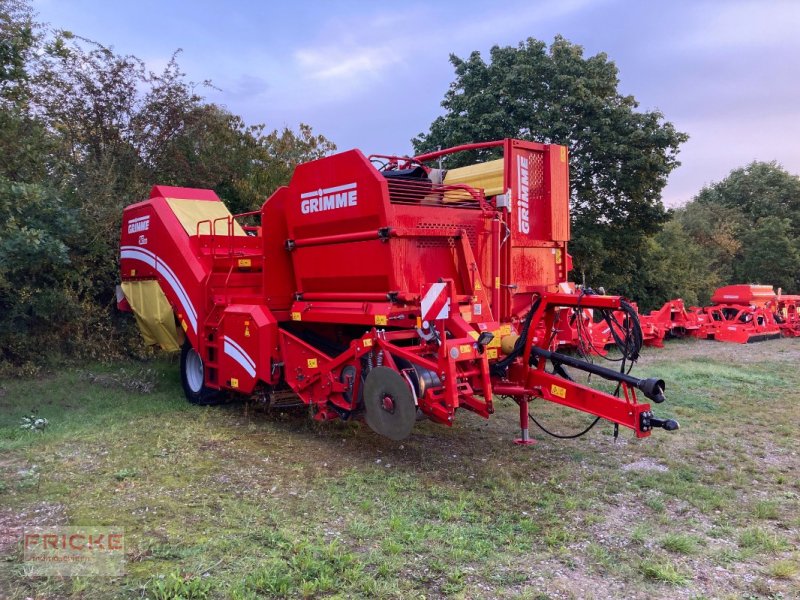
[363,366,416,441]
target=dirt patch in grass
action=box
[622,458,669,473]
[0,502,68,556]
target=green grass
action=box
[738,527,791,554]
[660,533,701,555]
[150,571,212,600]
[1,337,800,598]
[641,560,691,585]
[766,559,799,579]
[753,499,780,520]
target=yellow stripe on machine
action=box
[120,280,181,352]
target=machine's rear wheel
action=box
[180,342,220,405]
[363,366,416,441]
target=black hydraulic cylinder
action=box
[529,346,666,403]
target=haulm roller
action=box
[118,139,679,442]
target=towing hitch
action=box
[639,411,680,433]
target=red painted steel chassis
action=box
[120,139,675,442]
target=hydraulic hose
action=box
[490,297,541,376]
[529,345,666,403]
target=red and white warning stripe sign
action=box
[421,282,450,321]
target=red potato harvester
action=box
[118,139,679,443]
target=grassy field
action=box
[0,338,798,599]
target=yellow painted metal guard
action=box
[166,197,246,236]
[443,158,504,199]
[120,280,181,352]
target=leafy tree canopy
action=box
[691,161,800,236]
[0,1,335,365]
[677,161,800,293]
[0,0,36,104]
[413,36,688,296]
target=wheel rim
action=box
[186,348,204,393]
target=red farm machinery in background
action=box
[770,292,800,337]
[118,139,679,443]
[689,285,781,344]
[552,285,789,354]
[560,284,793,354]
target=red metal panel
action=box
[504,141,571,314]
[390,204,492,299]
[284,149,396,295]
[219,305,279,392]
[285,149,388,240]
[295,240,395,294]
[546,145,570,242]
[711,285,776,306]
[120,195,212,349]
[508,142,547,245]
[261,187,297,311]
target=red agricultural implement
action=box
[118,139,678,443]
[769,293,800,338]
[554,298,693,357]
[637,298,702,346]
[690,285,781,344]
[613,302,667,349]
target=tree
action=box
[691,161,800,236]
[413,36,688,296]
[679,161,800,292]
[634,219,717,309]
[0,179,82,361]
[156,110,335,214]
[734,216,799,292]
[674,201,742,285]
[0,3,336,365]
[0,0,36,105]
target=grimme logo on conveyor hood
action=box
[300,182,357,214]
[517,155,530,234]
[127,215,150,234]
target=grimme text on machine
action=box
[118,139,679,443]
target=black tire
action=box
[180,342,220,405]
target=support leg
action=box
[514,396,536,446]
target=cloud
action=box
[678,1,800,50]
[294,44,400,84]
[286,0,606,102]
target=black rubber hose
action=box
[528,412,601,439]
[490,297,541,376]
[600,299,643,362]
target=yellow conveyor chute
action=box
[120,280,181,352]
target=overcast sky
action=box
[32,0,800,207]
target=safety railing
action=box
[195,210,263,258]
[368,152,496,216]
[386,179,489,212]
